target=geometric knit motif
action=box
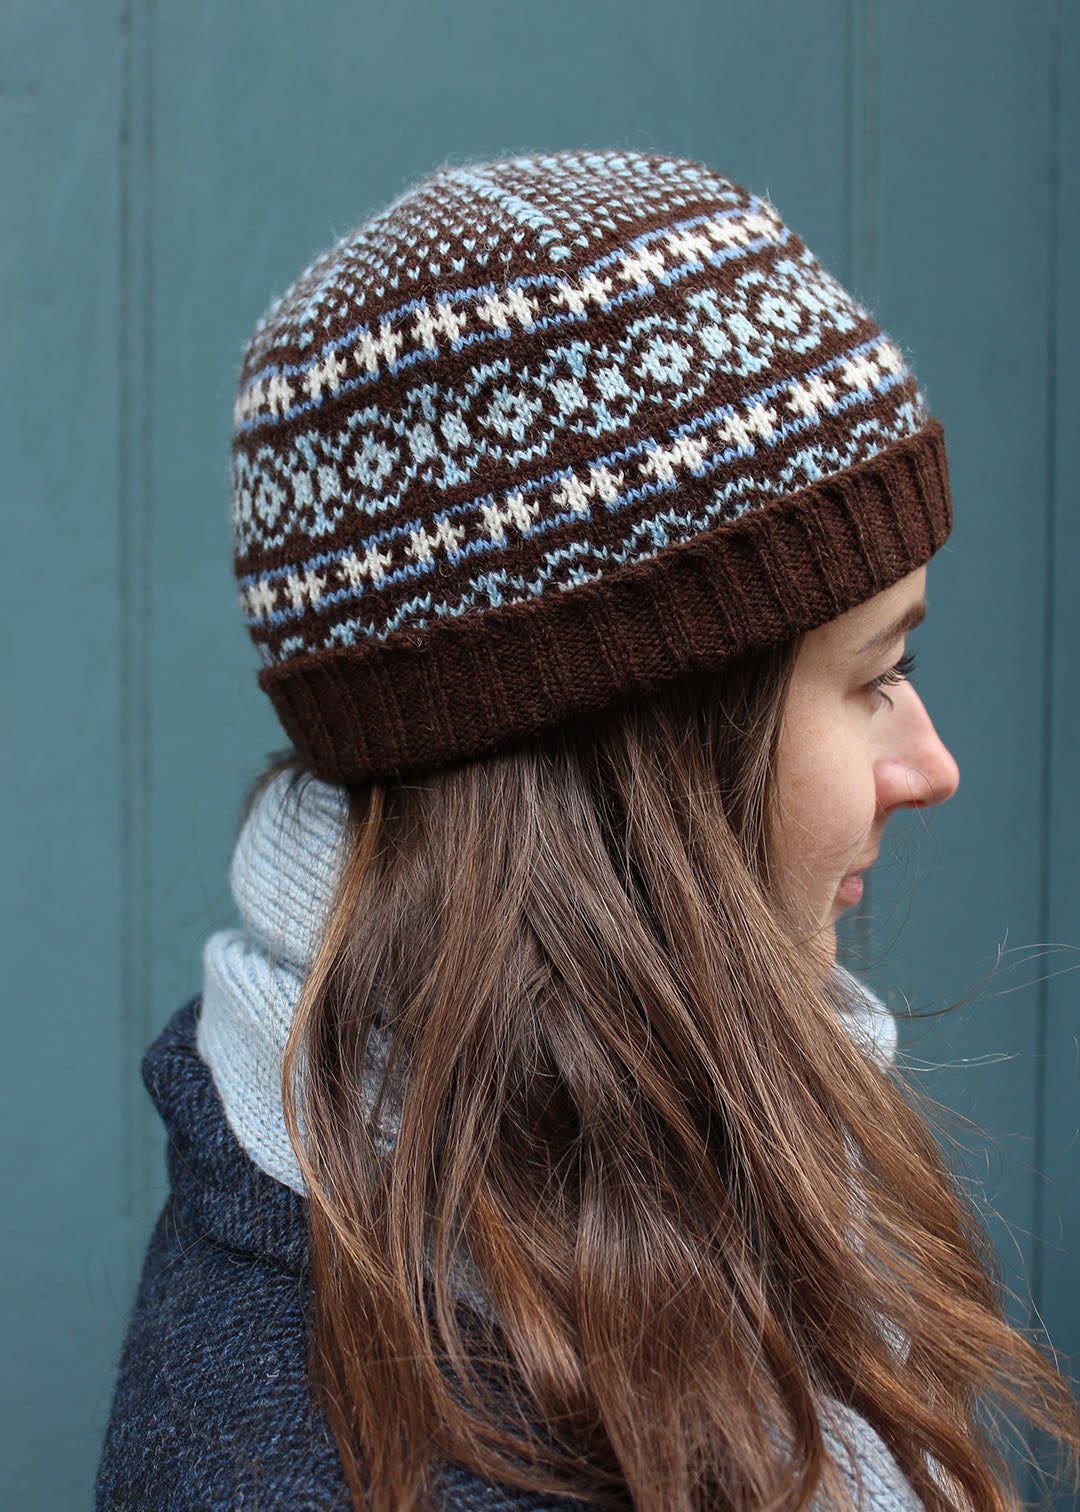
[231,151,952,783]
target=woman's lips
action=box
[836,872,865,907]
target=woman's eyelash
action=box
[869,649,918,707]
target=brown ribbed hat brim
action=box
[259,420,950,784]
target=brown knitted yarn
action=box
[230,151,951,782]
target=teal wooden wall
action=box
[5,2,1077,1505]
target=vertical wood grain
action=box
[840,0,880,970]
[1039,0,1080,1500]
[862,2,1075,1498]
[866,0,1052,1295]
[117,0,158,1282]
[1,3,130,1506]
[843,0,881,307]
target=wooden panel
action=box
[860,0,1049,1272]
[1040,0,1080,1486]
[842,0,1076,1499]
[0,3,129,1507]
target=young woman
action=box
[97,151,1080,1511]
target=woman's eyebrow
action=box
[857,600,928,655]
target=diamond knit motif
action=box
[231,151,952,783]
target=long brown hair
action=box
[248,640,1079,1511]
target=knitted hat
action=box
[231,151,951,784]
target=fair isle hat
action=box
[231,150,951,784]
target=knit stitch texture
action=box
[232,151,952,782]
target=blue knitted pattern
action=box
[233,154,927,667]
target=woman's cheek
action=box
[818,736,873,863]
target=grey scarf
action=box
[198,766,898,1192]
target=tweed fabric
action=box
[96,999,925,1509]
[231,151,952,783]
[95,1000,578,1512]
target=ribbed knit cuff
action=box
[259,419,951,785]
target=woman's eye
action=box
[868,649,918,710]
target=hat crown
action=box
[241,154,758,369]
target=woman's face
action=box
[771,565,960,970]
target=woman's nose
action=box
[876,684,960,813]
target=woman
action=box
[97,151,1080,1510]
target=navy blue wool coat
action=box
[95,998,581,1511]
